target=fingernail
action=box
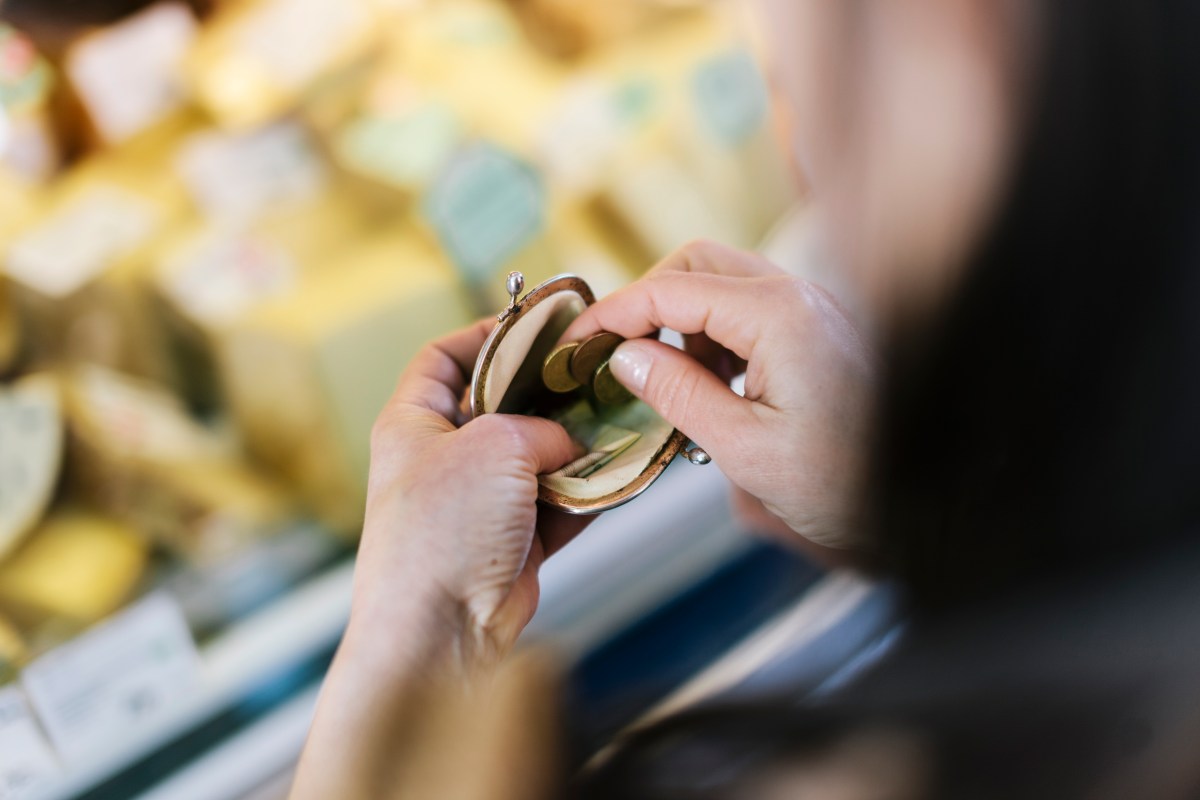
[610,341,651,394]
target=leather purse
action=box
[470,272,692,514]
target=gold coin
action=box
[542,342,581,393]
[570,332,624,386]
[593,361,634,405]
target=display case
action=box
[0,3,894,798]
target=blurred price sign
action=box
[424,142,545,286]
[691,50,770,147]
[21,593,199,766]
[0,686,59,800]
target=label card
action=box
[691,51,769,147]
[424,142,545,285]
[0,686,60,800]
[21,592,200,766]
[176,122,326,222]
[161,227,297,325]
[5,185,158,298]
[66,3,197,143]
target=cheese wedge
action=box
[0,511,147,629]
[62,365,294,563]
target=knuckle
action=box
[470,413,526,450]
[368,413,402,459]
[650,363,705,427]
[679,238,720,259]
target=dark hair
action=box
[576,0,1200,796]
[872,0,1200,612]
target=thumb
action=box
[466,414,582,475]
[609,339,757,459]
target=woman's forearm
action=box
[290,576,471,799]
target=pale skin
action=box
[292,2,1025,796]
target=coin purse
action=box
[470,273,690,514]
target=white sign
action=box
[21,593,200,766]
[0,686,59,800]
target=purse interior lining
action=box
[480,289,678,502]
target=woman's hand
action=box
[293,321,587,799]
[562,240,876,552]
[351,319,590,673]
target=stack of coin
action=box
[542,332,634,405]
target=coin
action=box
[592,361,634,405]
[570,332,624,386]
[542,342,581,393]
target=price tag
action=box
[66,3,196,143]
[161,227,297,325]
[21,593,200,766]
[691,51,769,147]
[335,104,460,191]
[536,79,625,193]
[5,185,158,299]
[0,686,59,800]
[424,142,545,285]
[176,122,326,222]
[230,0,374,89]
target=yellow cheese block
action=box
[187,0,382,130]
[385,0,565,154]
[153,182,379,408]
[0,511,147,629]
[218,228,475,530]
[0,374,63,563]
[62,365,294,563]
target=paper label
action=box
[691,51,769,147]
[176,122,326,222]
[0,686,60,800]
[424,143,544,284]
[232,0,373,88]
[0,377,62,559]
[537,79,625,193]
[335,105,459,190]
[21,592,200,766]
[5,186,158,298]
[162,227,297,325]
[66,3,196,143]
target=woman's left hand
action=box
[294,320,587,799]
[348,319,590,674]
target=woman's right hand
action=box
[562,241,877,552]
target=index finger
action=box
[562,240,782,343]
[562,272,785,363]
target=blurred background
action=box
[0,1,895,798]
